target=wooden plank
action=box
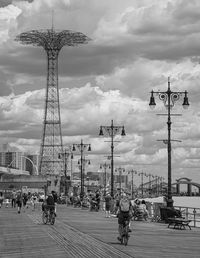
[1,204,200,258]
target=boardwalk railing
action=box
[174,206,200,228]
[146,202,200,228]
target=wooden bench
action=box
[168,218,191,230]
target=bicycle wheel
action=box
[42,212,48,224]
[123,231,129,246]
[123,224,129,246]
[119,224,123,244]
[50,212,55,225]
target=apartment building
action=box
[0,144,39,175]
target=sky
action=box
[0,0,200,187]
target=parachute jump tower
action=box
[16,28,90,177]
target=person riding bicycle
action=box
[43,192,55,216]
[117,192,133,242]
[51,191,58,216]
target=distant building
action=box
[0,144,39,175]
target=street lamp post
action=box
[155,175,159,196]
[100,162,110,196]
[160,176,164,195]
[99,120,126,197]
[86,176,90,191]
[146,173,153,197]
[138,172,147,198]
[115,167,125,195]
[72,139,91,199]
[158,176,162,196]
[66,145,74,180]
[58,148,73,195]
[128,170,137,199]
[78,157,90,194]
[152,175,159,197]
[149,77,189,207]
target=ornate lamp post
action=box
[154,175,159,196]
[149,77,189,207]
[78,157,90,193]
[86,176,90,191]
[138,172,147,198]
[99,120,126,197]
[158,176,162,196]
[72,139,91,199]
[58,148,73,195]
[115,167,125,195]
[128,170,137,199]
[160,176,165,195]
[146,173,153,197]
[100,162,110,196]
[66,145,74,180]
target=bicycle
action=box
[119,219,130,246]
[42,205,55,225]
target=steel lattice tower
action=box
[16,29,90,176]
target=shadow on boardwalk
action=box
[0,204,200,258]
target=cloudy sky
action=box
[1,0,200,186]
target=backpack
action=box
[46,195,55,206]
[120,198,130,212]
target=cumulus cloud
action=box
[0,0,200,182]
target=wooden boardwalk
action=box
[0,204,200,258]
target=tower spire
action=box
[51,10,54,31]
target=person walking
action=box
[5,196,9,208]
[11,191,17,208]
[0,192,4,208]
[95,191,101,211]
[16,191,23,214]
[51,191,58,215]
[141,200,149,220]
[22,193,28,211]
[31,194,37,211]
[104,193,112,218]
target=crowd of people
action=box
[0,190,44,213]
[66,190,150,220]
[0,188,153,243]
[68,191,101,211]
[0,189,60,217]
[0,189,150,233]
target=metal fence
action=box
[146,202,200,227]
[174,205,200,228]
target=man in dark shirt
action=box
[45,192,55,214]
[51,191,58,203]
[51,191,58,215]
[46,192,55,206]
[104,193,112,218]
